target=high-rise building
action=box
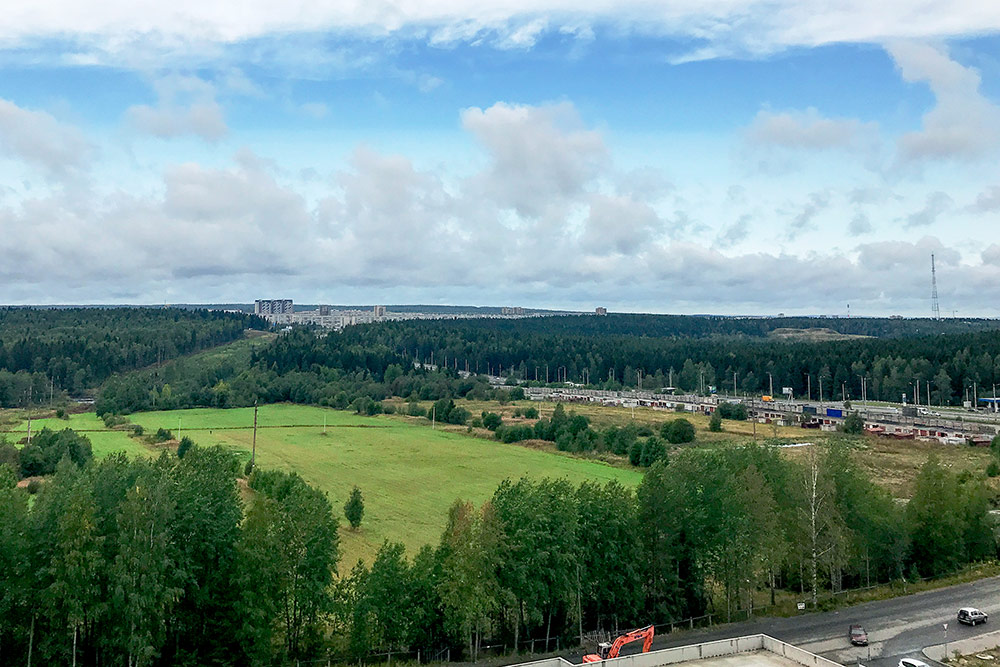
[595,307,608,316]
[373,305,387,318]
[255,299,293,315]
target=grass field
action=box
[17,404,641,565]
[6,411,152,459]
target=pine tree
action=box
[345,486,365,529]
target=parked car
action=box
[899,659,930,667]
[849,625,869,646]
[958,608,988,625]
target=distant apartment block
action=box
[373,305,387,318]
[254,299,293,315]
[501,306,525,316]
[595,307,608,316]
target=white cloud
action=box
[0,98,92,179]
[888,41,1000,166]
[126,74,227,141]
[4,1,1000,66]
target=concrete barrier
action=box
[581,634,832,667]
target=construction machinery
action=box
[582,625,655,663]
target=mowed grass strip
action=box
[124,405,642,565]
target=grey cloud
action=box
[746,108,878,152]
[715,214,751,248]
[581,194,663,255]
[983,245,1000,267]
[848,212,872,236]
[969,186,1000,213]
[461,101,606,218]
[0,98,92,179]
[904,191,952,228]
[786,192,830,239]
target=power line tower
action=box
[931,253,941,320]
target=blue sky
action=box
[1,2,1000,314]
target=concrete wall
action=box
[761,636,844,667]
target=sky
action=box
[1,2,1000,315]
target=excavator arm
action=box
[582,625,655,663]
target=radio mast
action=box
[931,254,941,320]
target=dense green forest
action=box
[1,440,993,666]
[97,317,1000,416]
[0,308,265,402]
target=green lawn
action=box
[16,405,642,565]
[6,411,151,459]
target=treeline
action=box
[0,307,265,399]
[0,446,338,667]
[99,322,1000,417]
[329,442,998,663]
[1,439,994,666]
[277,319,1000,405]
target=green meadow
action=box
[12,404,642,565]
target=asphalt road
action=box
[571,576,1000,666]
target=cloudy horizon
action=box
[1,1,999,315]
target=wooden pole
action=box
[251,400,258,467]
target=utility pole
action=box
[251,400,258,468]
[25,385,32,446]
[733,371,737,396]
[768,372,773,397]
[805,374,811,401]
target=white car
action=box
[898,659,930,667]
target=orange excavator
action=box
[582,625,655,663]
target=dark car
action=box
[958,608,988,625]
[850,625,869,646]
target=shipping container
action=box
[826,408,844,418]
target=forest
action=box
[0,439,993,667]
[95,317,1000,418]
[0,307,265,401]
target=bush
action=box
[177,436,194,459]
[628,439,643,466]
[447,406,470,425]
[55,408,67,419]
[102,413,127,428]
[508,387,526,400]
[640,437,667,467]
[522,406,539,419]
[470,417,484,428]
[661,418,695,444]
[381,403,396,415]
[154,427,173,442]
[495,425,535,443]
[131,424,144,436]
[407,402,426,417]
[344,486,364,529]
[244,459,254,477]
[636,424,654,437]
[26,479,41,494]
[482,412,503,431]
[19,428,93,477]
[709,412,723,432]
[840,413,864,435]
[988,461,1000,478]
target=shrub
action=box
[522,406,540,419]
[628,440,643,466]
[662,419,695,444]
[154,428,173,442]
[19,428,93,477]
[26,479,41,494]
[709,412,723,432]
[55,408,67,419]
[407,402,426,417]
[482,412,503,431]
[470,417,484,428]
[344,486,364,529]
[988,461,1000,478]
[508,387,526,400]
[447,406,470,425]
[381,403,396,415]
[177,436,194,459]
[244,460,254,477]
[640,437,667,467]
[131,424,144,436]
[840,413,864,435]
[636,424,653,437]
